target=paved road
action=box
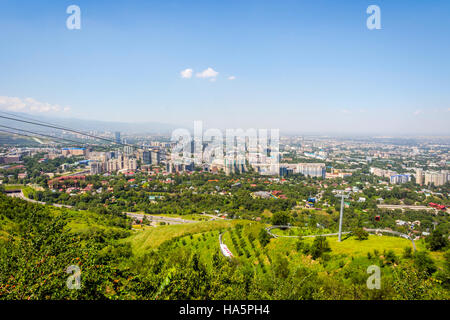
[201,213,220,220]
[377,204,434,211]
[5,190,204,224]
[125,212,199,225]
[6,190,74,209]
[266,226,351,239]
[267,225,416,251]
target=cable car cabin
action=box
[375,215,381,221]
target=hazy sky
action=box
[0,0,449,135]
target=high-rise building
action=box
[89,161,103,175]
[296,163,326,178]
[279,166,294,177]
[151,151,161,165]
[138,150,151,164]
[424,171,448,186]
[125,158,137,171]
[415,168,424,185]
[115,132,121,144]
[62,147,85,157]
[390,174,411,184]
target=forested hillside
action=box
[0,194,448,300]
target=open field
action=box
[303,235,417,255]
[64,209,129,235]
[271,226,334,237]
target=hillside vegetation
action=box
[0,195,449,300]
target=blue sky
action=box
[0,0,449,134]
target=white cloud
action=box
[180,68,193,79]
[0,96,71,114]
[228,76,236,80]
[196,67,218,79]
[413,110,423,116]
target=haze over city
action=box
[1,0,449,134]
[1,0,450,310]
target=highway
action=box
[125,212,199,225]
[377,204,434,211]
[6,190,74,209]
[266,226,351,239]
[5,190,202,225]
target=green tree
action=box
[413,251,437,275]
[425,229,449,251]
[271,211,291,226]
[258,228,271,247]
[352,227,369,241]
[310,236,331,260]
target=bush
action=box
[310,236,331,260]
[425,229,449,251]
[271,211,291,226]
[413,251,436,275]
[273,255,290,279]
[258,228,271,247]
[384,250,398,265]
[352,227,369,241]
[296,237,305,252]
[402,247,413,259]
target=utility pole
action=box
[335,191,349,242]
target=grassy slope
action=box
[221,223,446,271]
[303,235,417,256]
[0,196,127,240]
[175,230,223,267]
[64,210,126,234]
[0,216,15,241]
[126,219,242,255]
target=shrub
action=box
[413,251,436,275]
[258,228,271,247]
[352,227,369,241]
[310,236,331,260]
[402,247,413,259]
[384,250,398,265]
[425,229,449,252]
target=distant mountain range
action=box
[0,111,176,135]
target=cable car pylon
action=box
[335,190,349,242]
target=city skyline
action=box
[1,0,450,134]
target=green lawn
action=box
[222,223,445,274]
[64,210,126,234]
[302,234,418,256]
